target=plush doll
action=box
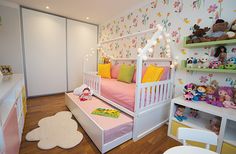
[174,105,187,122]
[183,83,196,101]
[206,85,217,104]
[214,46,227,65]
[186,57,198,68]
[209,60,221,69]
[187,24,210,44]
[189,108,199,118]
[198,57,210,68]
[210,117,221,135]
[79,87,93,101]
[209,19,229,41]
[218,87,233,103]
[227,57,236,64]
[193,85,207,101]
[73,84,93,101]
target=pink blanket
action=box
[101,79,136,111]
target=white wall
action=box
[0,2,23,73]
[67,19,98,91]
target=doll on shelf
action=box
[174,105,187,122]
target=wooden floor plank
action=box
[20,94,180,154]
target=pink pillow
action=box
[160,66,170,81]
[111,64,120,79]
[132,66,147,83]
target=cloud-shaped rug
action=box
[26,111,83,150]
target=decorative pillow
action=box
[132,66,147,83]
[142,65,164,83]
[98,63,111,78]
[160,66,170,81]
[111,64,120,79]
[117,64,135,83]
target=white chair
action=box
[178,127,218,150]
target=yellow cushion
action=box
[142,65,164,83]
[98,63,111,78]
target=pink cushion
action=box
[111,64,120,79]
[160,66,170,81]
[132,66,147,83]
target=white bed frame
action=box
[66,26,175,153]
[83,26,175,141]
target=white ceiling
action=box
[6,0,147,24]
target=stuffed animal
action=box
[174,105,187,122]
[214,46,227,64]
[230,20,236,33]
[186,57,198,68]
[218,87,233,103]
[183,83,196,101]
[206,85,217,104]
[209,19,229,41]
[73,84,93,101]
[209,60,221,69]
[193,85,207,101]
[187,24,210,44]
[198,57,210,68]
[79,87,93,101]
[189,108,199,118]
[225,64,236,70]
[210,117,221,135]
[227,57,236,64]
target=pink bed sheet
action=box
[101,79,136,111]
[67,93,133,144]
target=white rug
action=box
[26,111,83,150]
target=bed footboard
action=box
[83,72,101,95]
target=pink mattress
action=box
[67,93,133,143]
[101,79,136,111]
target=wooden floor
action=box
[20,94,180,154]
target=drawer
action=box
[65,93,133,153]
[221,142,236,154]
[171,120,216,151]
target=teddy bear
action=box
[186,24,210,44]
[209,19,229,41]
[230,20,236,32]
[226,20,236,39]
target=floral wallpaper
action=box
[99,0,236,96]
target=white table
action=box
[164,146,218,154]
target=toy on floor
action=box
[91,108,120,118]
[73,84,93,101]
[174,105,187,122]
[209,117,221,135]
[183,83,196,101]
[189,108,199,118]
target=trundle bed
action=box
[65,26,175,153]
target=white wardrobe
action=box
[22,8,97,97]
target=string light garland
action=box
[84,24,177,68]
